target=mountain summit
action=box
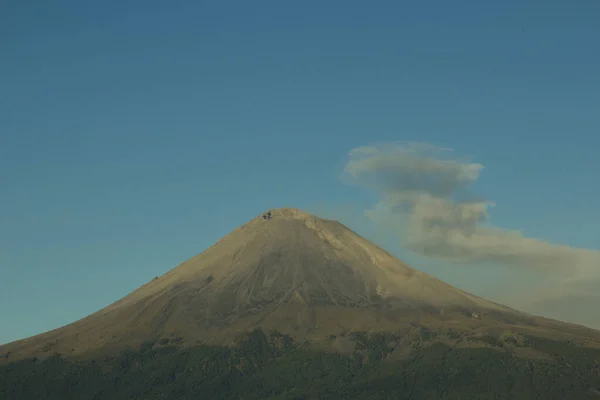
[110,207,508,317]
[2,208,598,360]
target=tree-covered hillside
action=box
[1,329,600,399]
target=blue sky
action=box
[2,0,599,344]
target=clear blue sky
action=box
[2,0,599,344]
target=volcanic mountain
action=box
[2,208,599,361]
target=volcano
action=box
[2,208,599,361]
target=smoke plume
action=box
[343,142,600,327]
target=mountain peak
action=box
[255,207,318,222]
[4,207,589,361]
[263,207,313,217]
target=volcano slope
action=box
[2,208,600,399]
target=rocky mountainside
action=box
[2,208,599,362]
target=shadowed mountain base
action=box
[2,328,600,400]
